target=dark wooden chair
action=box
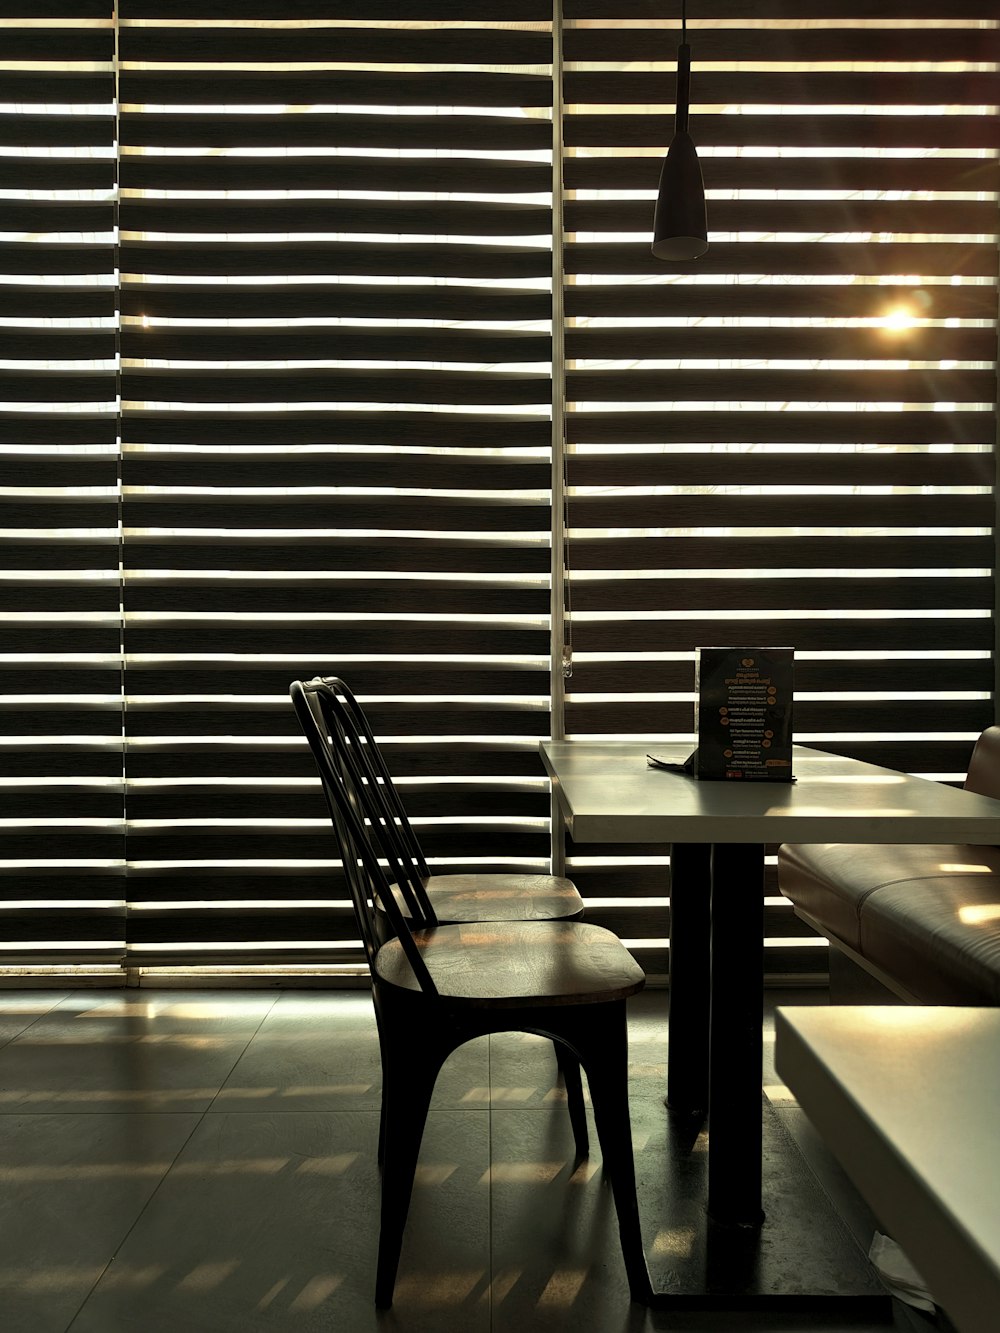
[309,676,590,1152]
[291,677,654,1308]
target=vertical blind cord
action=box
[552,1,572,696]
[113,0,129,964]
[562,430,573,680]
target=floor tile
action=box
[0,1111,200,1333]
[212,993,383,1112]
[487,1030,589,1111]
[49,990,279,1032]
[0,992,70,1049]
[69,1108,491,1333]
[486,1104,639,1328]
[0,993,277,1115]
[486,990,668,1114]
[774,1105,881,1255]
[214,992,490,1112]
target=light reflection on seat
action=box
[959,903,1000,924]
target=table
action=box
[540,740,1000,1227]
[775,1006,1000,1333]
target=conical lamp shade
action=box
[652,31,708,261]
[652,130,707,261]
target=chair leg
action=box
[377,1091,387,1170]
[554,1040,589,1158]
[371,1002,388,1169]
[375,1015,447,1309]
[572,1003,654,1305]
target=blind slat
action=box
[568,536,993,572]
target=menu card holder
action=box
[693,647,794,781]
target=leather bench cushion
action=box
[860,876,1000,1005]
[778,842,1000,954]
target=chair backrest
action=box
[290,678,437,996]
[312,678,436,927]
[319,676,430,878]
[964,726,1000,801]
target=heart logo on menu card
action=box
[741,657,754,667]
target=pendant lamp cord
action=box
[681,0,687,41]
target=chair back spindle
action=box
[311,681,435,927]
[320,676,432,879]
[291,678,437,995]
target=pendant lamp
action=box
[651,0,708,260]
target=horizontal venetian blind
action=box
[561,0,999,981]
[0,3,123,974]
[117,2,554,971]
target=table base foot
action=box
[706,1205,766,1230]
[641,1291,892,1320]
[628,1090,888,1310]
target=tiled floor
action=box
[0,987,937,1333]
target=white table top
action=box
[775,1006,1000,1333]
[541,741,1000,845]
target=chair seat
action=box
[374,919,645,1007]
[381,872,584,924]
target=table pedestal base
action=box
[637,1091,890,1316]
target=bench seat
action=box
[780,841,1000,1004]
[779,727,1000,1006]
